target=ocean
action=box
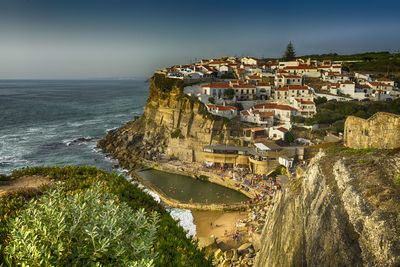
[0,79,197,236]
[0,80,148,175]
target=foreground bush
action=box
[0,166,212,266]
[5,182,159,266]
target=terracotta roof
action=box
[260,112,274,117]
[247,75,262,79]
[243,127,265,131]
[253,103,278,109]
[277,127,289,133]
[241,110,250,116]
[275,105,297,111]
[233,84,256,89]
[301,101,315,105]
[206,104,236,111]
[283,75,302,78]
[283,65,317,70]
[341,81,354,85]
[202,83,230,88]
[257,82,270,86]
[277,85,308,91]
[369,81,392,87]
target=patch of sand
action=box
[192,210,249,250]
[0,175,51,196]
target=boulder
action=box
[237,242,253,255]
[251,232,262,252]
[197,236,216,249]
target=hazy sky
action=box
[1,0,399,79]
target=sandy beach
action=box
[192,210,250,249]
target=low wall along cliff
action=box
[344,112,400,149]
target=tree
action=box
[208,97,215,104]
[224,88,235,99]
[283,41,296,61]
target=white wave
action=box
[105,126,119,133]
[168,208,196,237]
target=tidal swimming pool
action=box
[136,169,249,205]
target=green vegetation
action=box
[395,174,400,185]
[198,175,209,182]
[224,88,235,100]
[305,99,400,133]
[171,129,184,139]
[0,166,212,266]
[292,116,306,123]
[298,52,400,80]
[284,131,295,143]
[152,73,183,93]
[270,165,287,178]
[6,183,159,266]
[208,97,215,104]
[282,41,296,61]
[314,96,327,106]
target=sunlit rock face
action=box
[254,151,400,267]
[98,73,244,169]
[344,112,400,149]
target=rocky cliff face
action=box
[98,73,244,169]
[254,149,400,267]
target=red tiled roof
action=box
[301,101,315,105]
[283,65,317,70]
[247,75,261,79]
[277,127,288,133]
[253,103,278,109]
[275,105,297,111]
[257,82,270,86]
[283,75,302,78]
[202,83,230,88]
[260,112,274,117]
[233,84,256,89]
[241,110,250,116]
[206,104,236,111]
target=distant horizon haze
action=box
[1,0,399,79]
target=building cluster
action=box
[161,56,399,143]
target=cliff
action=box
[344,112,400,149]
[254,148,400,267]
[98,73,244,169]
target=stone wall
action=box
[344,112,400,149]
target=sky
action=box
[0,0,399,79]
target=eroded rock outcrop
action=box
[98,73,244,169]
[254,150,400,267]
[344,112,400,149]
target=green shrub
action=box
[208,97,215,104]
[224,88,235,100]
[1,166,212,266]
[5,183,159,266]
[171,129,184,139]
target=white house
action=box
[256,82,272,100]
[274,74,303,87]
[206,104,237,119]
[279,156,294,168]
[283,65,320,78]
[338,81,356,96]
[269,126,289,140]
[240,109,274,126]
[202,83,231,98]
[233,84,256,100]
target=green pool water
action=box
[137,169,249,204]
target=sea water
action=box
[0,79,196,236]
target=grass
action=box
[328,146,377,155]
